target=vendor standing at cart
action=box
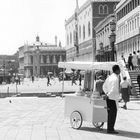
[103,65,120,134]
[95,75,105,96]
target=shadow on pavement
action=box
[127,108,140,110]
[80,127,140,138]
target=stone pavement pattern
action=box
[0,78,80,94]
[0,97,140,140]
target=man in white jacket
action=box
[103,65,120,134]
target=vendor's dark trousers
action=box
[106,98,117,131]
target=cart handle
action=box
[93,105,108,109]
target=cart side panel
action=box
[64,95,93,122]
[92,99,107,123]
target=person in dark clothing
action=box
[78,73,82,86]
[137,75,140,93]
[15,76,18,85]
[71,73,77,86]
[18,76,21,85]
[47,75,51,86]
[128,54,134,70]
[31,75,34,83]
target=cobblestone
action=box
[0,97,139,140]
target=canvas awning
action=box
[58,61,125,71]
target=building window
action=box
[30,56,33,64]
[135,0,138,7]
[73,30,75,44]
[113,4,117,10]
[99,5,104,14]
[88,22,91,37]
[137,16,139,27]
[67,35,69,45]
[132,0,134,9]
[128,22,129,32]
[130,21,132,31]
[132,20,134,30]
[135,18,137,29]
[83,25,85,39]
[138,38,140,50]
[104,5,108,14]
[79,25,81,39]
[70,33,72,44]
[43,55,46,64]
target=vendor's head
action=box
[112,65,120,75]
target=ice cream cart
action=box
[58,61,126,129]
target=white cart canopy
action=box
[58,61,125,71]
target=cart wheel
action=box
[93,122,104,129]
[70,111,82,129]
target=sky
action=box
[0,0,86,55]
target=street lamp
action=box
[74,10,79,58]
[99,42,104,62]
[109,20,116,61]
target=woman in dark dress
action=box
[120,77,131,109]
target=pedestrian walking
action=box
[103,65,120,134]
[121,54,126,64]
[18,76,21,85]
[11,76,15,84]
[132,51,138,70]
[31,75,34,83]
[78,73,82,86]
[15,76,18,85]
[128,54,134,70]
[137,74,140,93]
[120,77,131,110]
[71,73,77,86]
[47,75,51,86]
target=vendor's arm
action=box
[102,78,109,100]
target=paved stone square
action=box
[0,78,81,94]
[0,97,140,140]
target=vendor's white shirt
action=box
[103,73,120,101]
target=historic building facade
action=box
[0,53,19,84]
[19,36,66,78]
[65,0,120,62]
[95,14,117,62]
[115,0,140,61]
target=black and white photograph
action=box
[0,0,140,139]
